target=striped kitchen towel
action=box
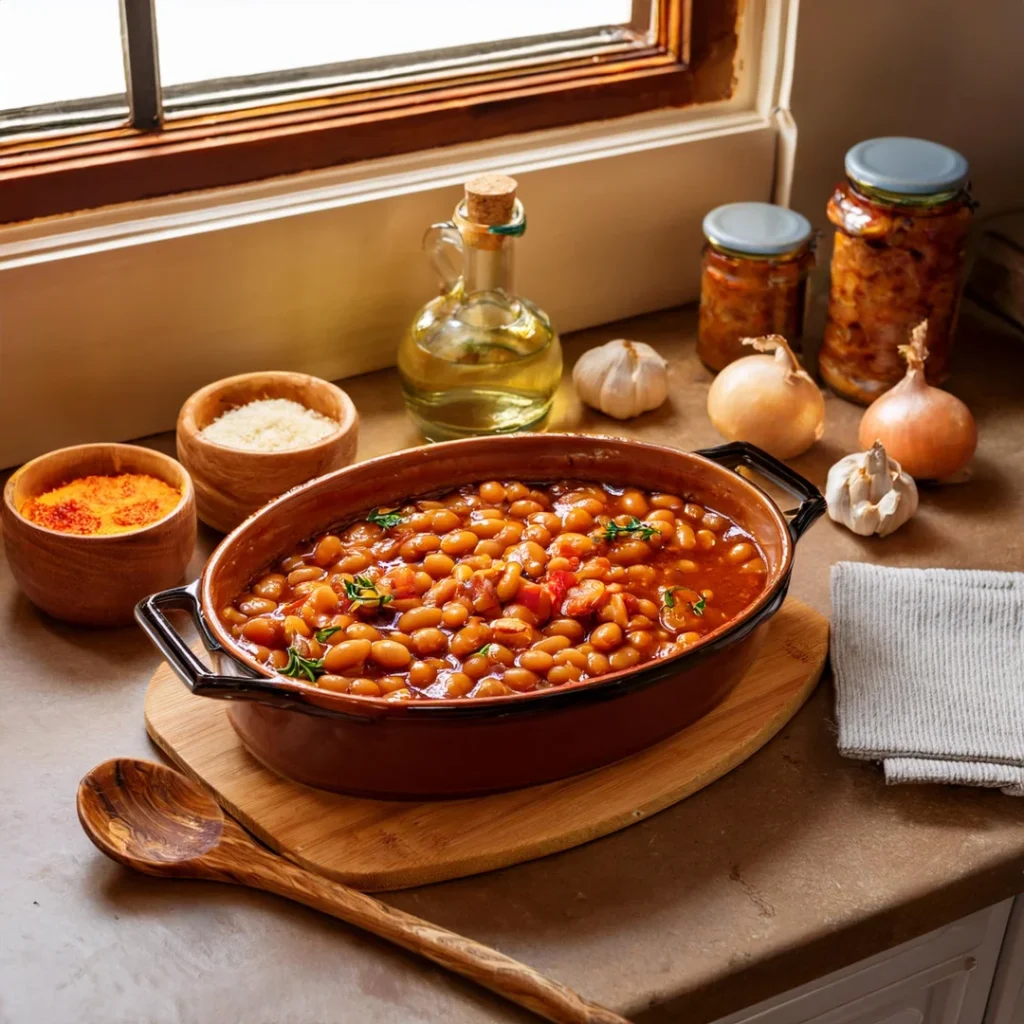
[830,562,1024,796]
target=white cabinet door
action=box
[804,955,977,1024]
[711,901,1012,1024]
[984,897,1024,1024]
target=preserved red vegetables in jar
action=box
[698,203,814,372]
[820,137,973,404]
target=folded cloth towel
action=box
[831,562,1024,796]
[883,758,1024,796]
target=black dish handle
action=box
[695,441,826,543]
[135,581,328,712]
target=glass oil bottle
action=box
[397,174,562,441]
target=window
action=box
[0,1,128,135]
[0,0,739,223]
[155,1,645,116]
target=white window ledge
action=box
[0,0,797,468]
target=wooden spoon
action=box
[78,758,630,1024]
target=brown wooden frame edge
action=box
[0,0,738,225]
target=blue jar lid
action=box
[845,137,969,196]
[702,202,813,257]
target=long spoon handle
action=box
[229,844,630,1024]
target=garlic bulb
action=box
[573,339,668,419]
[826,441,918,538]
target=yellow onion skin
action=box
[858,383,976,480]
[707,343,825,460]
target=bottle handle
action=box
[423,221,463,292]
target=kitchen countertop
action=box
[3,305,1023,1024]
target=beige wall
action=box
[788,0,1024,229]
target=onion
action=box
[858,321,977,480]
[706,336,825,460]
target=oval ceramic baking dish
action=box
[136,436,824,799]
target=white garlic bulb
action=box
[826,441,919,538]
[572,339,668,420]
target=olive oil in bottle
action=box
[397,174,562,441]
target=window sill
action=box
[0,1,796,469]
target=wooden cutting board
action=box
[145,598,828,892]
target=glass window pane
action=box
[156,0,640,111]
[0,0,128,138]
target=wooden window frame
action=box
[0,0,739,225]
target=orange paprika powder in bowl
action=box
[21,473,182,536]
[2,443,196,626]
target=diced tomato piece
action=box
[544,569,578,608]
[518,581,553,620]
[383,565,418,599]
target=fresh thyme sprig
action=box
[598,516,658,542]
[344,575,392,610]
[280,647,326,683]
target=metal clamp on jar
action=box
[697,202,815,372]
[820,137,974,404]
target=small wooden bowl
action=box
[2,444,196,627]
[176,371,359,534]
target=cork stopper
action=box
[465,173,517,226]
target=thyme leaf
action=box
[343,575,392,609]
[662,587,706,617]
[280,647,325,683]
[598,517,658,543]
[367,508,402,530]
[314,626,343,644]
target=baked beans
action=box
[220,481,767,699]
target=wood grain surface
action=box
[145,598,828,892]
[77,758,630,1024]
[176,370,359,533]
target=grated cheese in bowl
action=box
[199,398,339,452]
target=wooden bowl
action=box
[176,371,359,534]
[2,444,196,627]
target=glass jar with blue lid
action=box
[820,137,974,404]
[697,202,815,371]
